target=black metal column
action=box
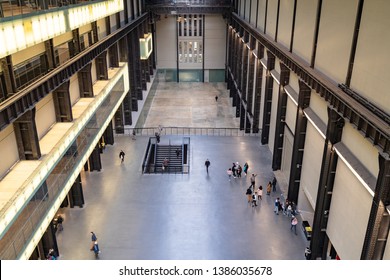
[52,81,73,122]
[78,63,94,97]
[103,120,114,145]
[287,80,311,204]
[272,63,290,170]
[252,44,264,134]
[0,56,17,95]
[114,103,125,134]
[69,174,85,208]
[260,51,275,144]
[88,144,102,172]
[41,222,59,259]
[310,107,345,260]
[44,39,56,71]
[361,153,390,259]
[96,51,108,80]
[13,108,41,160]
[109,43,119,68]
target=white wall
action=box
[204,15,226,69]
[315,0,358,83]
[0,125,19,179]
[278,0,294,49]
[91,60,97,84]
[250,0,258,26]
[350,0,390,114]
[266,0,278,39]
[341,122,379,181]
[69,74,80,106]
[299,121,324,208]
[292,0,317,63]
[35,93,56,140]
[257,0,267,32]
[327,157,372,259]
[309,91,328,125]
[12,43,45,65]
[285,95,297,132]
[156,17,177,68]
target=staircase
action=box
[155,145,183,173]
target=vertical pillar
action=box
[96,51,108,80]
[287,80,311,204]
[69,174,85,208]
[0,56,17,95]
[78,63,94,97]
[109,43,119,68]
[136,26,145,95]
[310,107,345,260]
[271,63,290,170]
[41,223,59,259]
[91,21,99,45]
[88,144,102,172]
[361,153,390,259]
[53,81,73,122]
[69,29,80,57]
[103,120,114,145]
[13,108,41,160]
[44,39,56,71]
[261,50,275,144]
[114,104,125,134]
[252,44,264,133]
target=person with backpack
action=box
[246,187,253,204]
[119,150,125,163]
[251,193,258,207]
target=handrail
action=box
[119,127,260,137]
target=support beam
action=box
[52,81,73,122]
[272,63,290,170]
[310,107,345,260]
[361,153,390,259]
[78,63,94,98]
[261,51,275,144]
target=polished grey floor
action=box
[56,82,308,260]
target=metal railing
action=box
[118,127,260,137]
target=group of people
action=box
[227,162,249,181]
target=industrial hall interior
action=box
[0,0,389,260]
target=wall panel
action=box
[309,91,328,125]
[53,31,73,47]
[69,74,80,106]
[350,0,390,114]
[278,0,294,48]
[35,93,56,140]
[205,15,226,69]
[91,60,97,84]
[250,0,258,26]
[292,0,317,63]
[266,0,278,39]
[0,125,19,179]
[300,121,324,208]
[315,0,358,83]
[327,158,372,259]
[156,17,177,68]
[257,0,267,32]
[12,43,46,65]
[285,95,297,132]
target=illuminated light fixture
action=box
[139,33,153,60]
[304,110,326,139]
[333,146,374,196]
[284,86,298,106]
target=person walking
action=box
[90,232,97,250]
[119,150,125,163]
[132,130,136,140]
[291,216,298,235]
[246,187,253,204]
[257,186,263,201]
[56,214,64,232]
[215,95,218,102]
[250,173,257,188]
[227,168,233,181]
[266,181,272,195]
[205,159,211,173]
[243,162,249,176]
[237,164,242,178]
[232,162,237,178]
[162,158,169,171]
[251,192,258,207]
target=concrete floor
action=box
[56,82,308,260]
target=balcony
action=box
[145,0,232,15]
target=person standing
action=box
[232,162,237,178]
[205,159,210,173]
[266,181,272,195]
[274,198,280,215]
[291,216,298,235]
[243,162,249,176]
[272,176,277,192]
[237,164,242,178]
[132,130,136,140]
[251,193,258,207]
[119,150,125,163]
